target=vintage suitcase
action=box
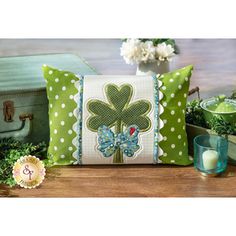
[0,53,97,143]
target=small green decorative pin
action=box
[87,83,152,163]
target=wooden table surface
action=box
[1,165,236,197]
[0,39,236,197]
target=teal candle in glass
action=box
[194,135,228,176]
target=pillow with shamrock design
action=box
[43,65,193,165]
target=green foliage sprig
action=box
[0,138,48,187]
[209,116,236,135]
[229,90,236,100]
[185,99,207,128]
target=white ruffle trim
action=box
[72,79,81,164]
[158,79,164,158]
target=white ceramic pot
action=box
[136,61,170,76]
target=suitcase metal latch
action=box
[3,101,15,122]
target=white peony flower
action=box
[120,39,143,65]
[140,41,156,63]
[156,42,175,62]
[120,39,176,65]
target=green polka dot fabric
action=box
[42,64,193,166]
[42,65,81,165]
[158,65,193,165]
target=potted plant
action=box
[120,38,178,75]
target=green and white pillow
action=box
[43,65,193,165]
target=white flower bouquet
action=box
[120,38,177,65]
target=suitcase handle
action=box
[188,86,200,100]
[0,113,33,137]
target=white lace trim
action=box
[158,79,164,158]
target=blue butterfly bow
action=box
[97,125,140,158]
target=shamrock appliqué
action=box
[87,83,152,163]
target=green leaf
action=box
[121,100,151,131]
[87,115,117,131]
[124,116,151,131]
[122,101,151,117]
[87,100,118,131]
[87,100,116,116]
[106,84,132,111]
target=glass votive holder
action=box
[194,135,228,176]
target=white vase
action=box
[136,61,170,76]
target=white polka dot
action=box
[178,101,181,106]
[64,73,69,77]
[185,77,188,81]
[50,104,53,108]
[171,127,175,132]
[43,64,47,67]
[55,78,59,83]
[48,70,53,75]
[169,78,174,82]
[68,147,73,151]
[176,72,180,76]
[54,112,58,117]
[189,156,193,161]
[160,75,164,78]
[171,110,175,115]
[50,137,52,142]
[184,93,187,98]
[71,80,75,83]
[179,151,182,156]
[49,86,53,91]
[61,103,65,108]
[184,142,186,146]
[68,130,73,135]
[60,138,64,143]
[162,86,166,90]
[170,160,175,163]
[163,136,167,141]
[54,146,58,151]
[171,93,175,98]
[69,112,73,117]
[61,121,65,126]
[55,95,59,100]
[60,154,65,159]
[177,118,181,123]
[62,86,66,91]
[178,135,182,139]
[163,102,167,107]
[163,119,167,124]
[69,95,74,99]
[163,153,167,157]
[182,109,185,114]
[54,129,57,134]
[171,144,175,149]
[183,126,185,130]
[178,85,182,89]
